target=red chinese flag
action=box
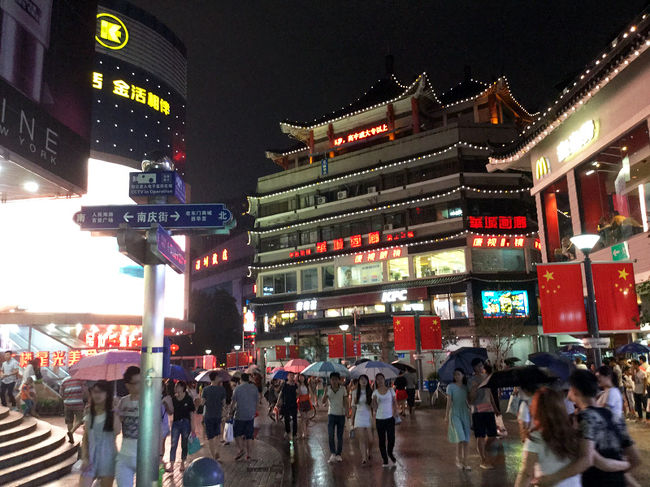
[393,316,416,351]
[328,334,344,358]
[226,352,236,368]
[537,264,588,334]
[289,345,300,359]
[275,345,286,360]
[592,263,640,332]
[420,316,442,350]
[345,335,361,357]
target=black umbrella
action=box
[479,365,556,389]
[391,361,416,373]
[354,358,371,366]
[504,357,521,366]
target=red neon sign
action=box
[194,247,233,272]
[350,234,362,248]
[386,231,414,241]
[333,238,344,251]
[289,248,312,258]
[316,241,327,253]
[353,247,403,264]
[368,231,380,244]
[333,123,389,146]
[472,237,528,248]
[289,232,414,259]
[534,238,542,250]
[469,216,527,230]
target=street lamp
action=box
[205,349,212,355]
[234,344,241,369]
[570,233,602,367]
[339,324,350,365]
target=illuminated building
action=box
[0,0,191,365]
[248,58,541,370]
[488,6,650,347]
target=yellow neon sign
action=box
[96,13,128,50]
[535,156,550,180]
[556,119,599,162]
[92,72,171,116]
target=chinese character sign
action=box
[468,216,527,230]
[92,71,171,116]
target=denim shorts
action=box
[233,419,254,440]
[204,416,222,440]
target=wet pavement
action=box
[51,403,650,486]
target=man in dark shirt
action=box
[202,371,226,459]
[277,372,298,440]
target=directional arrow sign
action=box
[73,204,232,231]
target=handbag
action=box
[506,392,521,416]
[188,433,201,455]
[223,420,234,443]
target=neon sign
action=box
[381,289,408,303]
[18,349,120,368]
[353,248,403,264]
[386,231,414,241]
[84,326,142,349]
[535,157,550,180]
[92,71,171,116]
[333,123,389,146]
[194,248,231,272]
[556,120,598,162]
[96,13,129,50]
[472,237,526,248]
[468,216,526,230]
[290,232,414,259]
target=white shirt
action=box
[1,358,19,384]
[598,387,623,420]
[372,388,395,420]
[524,431,581,487]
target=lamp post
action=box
[570,233,602,368]
[283,336,292,361]
[234,344,241,370]
[339,324,350,365]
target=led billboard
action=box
[481,290,529,318]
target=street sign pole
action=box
[414,313,424,394]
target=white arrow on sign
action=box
[123,212,133,222]
[171,211,180,221]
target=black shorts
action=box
[204,417,221,440]
[233,419,254,440]
[472,412,497,438]
[406,388,416,407]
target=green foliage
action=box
[474,303,527,369]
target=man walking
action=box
[115,366,141,487]
[404,368,418,416]
[632,360,648,421]
[468,358,499,470]
[232,373,259,461]
[201,371,226,459]
[276,372,298,440]
[60,375,86,443]
[322,372,347,463]
[1,351,19,410]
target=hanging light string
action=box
[250,185,531,235]
[490,17,649,166]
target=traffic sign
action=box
[611,242,629,261]
[151,225,185,274]
[74,204,232,231]
[129,171,185,203]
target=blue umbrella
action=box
[301,361,350,378]
[438,347,488,383]
[616,343,650,355]
[528,352,572,381]
[271,369,289,380]
[165,364,192,381]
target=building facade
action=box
[249,64,543,370]
[488,7,650,346]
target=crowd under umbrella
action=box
[271,369,289,380]
[164,364,193,382]
[195,369,231,383]
[301,361,350,378]
[438,347,488,383]
[391,360,416,373]
[69,350,141,381]
[283,358,311,373]
[528,352,572,382]
[349,360,400,380]
[616,342,650,355]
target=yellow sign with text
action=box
[96,13,128,50]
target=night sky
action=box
[131,1,648,205]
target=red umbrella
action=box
[283,359,310,373]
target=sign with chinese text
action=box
[194,247,231,272]
[334,123,389,146]
[92,71,172,115]
[129,171,185,203]
[153,225,186,274]
[354,247,403,264]
[291,231,413,259]
[471,236,527,248]
[468,216,527,230]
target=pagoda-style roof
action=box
[438,78,490,105]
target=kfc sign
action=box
[381,289,408,303]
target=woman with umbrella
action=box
[351,374,374,465]
[445,368,471,470]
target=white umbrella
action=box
[301,361,350,378]
[349,360,399,380]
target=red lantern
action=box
[170,344,179,355]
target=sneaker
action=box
[388,454,396,465]
[335,455,343,462]
[328,454,337,464]
[382,462,390,468]
[480,462,494,470]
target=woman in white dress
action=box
[351,374,374,465]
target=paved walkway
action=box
[50,404,650,486]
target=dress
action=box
[446,383,471,443]
[82,412,117,478]
[524,431,580,487]
[353,391,372,428]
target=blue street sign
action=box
[321,158,328,176]
[74,204,232,231]
[129,171,186,203]
[153,225,185,273]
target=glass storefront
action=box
[575,122,650,250]
[262,271,297,295]
[388,257,409,281]
[472,249,525,272]
[337,262,383,287]
[413,248,466,277]
[432,292,468,320]
[542,177,574,261]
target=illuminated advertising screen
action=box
[0,158,185,318]
[0,0,97,192]
[481,290,529,318]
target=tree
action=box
[474,303,527,370]
[187,289,242,364]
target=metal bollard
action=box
[182,457,225,487]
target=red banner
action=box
[592,262,640,332]
[328,334,344,358]
[393,316,416,351]
[289,345,300,359]
[226,352,249,368]
[537,264,588,334]
[420,316,442,350]
[345,334,361,357]
[275,345,287,360]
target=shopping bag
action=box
[188,432,201,455]
[506,392,521,417]
[394,414,402,425]
[223,420,234,443]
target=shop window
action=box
[388,257,409,281]
[576,122,650,250]
[363,304,386,314]
[337,262,383,287]
[414,248,466,278]
[391,301,430,313]
[300,230,318,245]
[542,177,574,262]
[260,272,297,295]
[301,268,318,291]
[267,311,297,330]
[322,266,335,289]
[432,293,468,320]
[471,249,525,273]
[325,308,342,317]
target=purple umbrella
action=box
[69,350,140,381]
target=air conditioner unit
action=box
[367,186,377,194]
[383,223,393,231]
[316,196,327,205]
[337,190,348,200]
